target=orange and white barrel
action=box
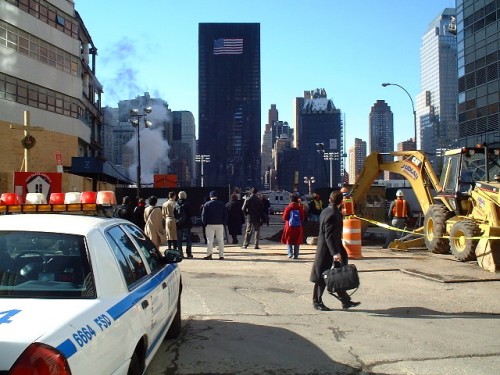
[342,218,362,258]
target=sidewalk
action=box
[182,217,500,283]
[151,215,500,375]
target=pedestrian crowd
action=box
[113,188,365,312]
[114,188,328,261]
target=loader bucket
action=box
[475,226,500,272]
[388,237,425,250]
[388,227,426,250]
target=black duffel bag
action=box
[322,263,360,294]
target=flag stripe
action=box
[214,38,243,55]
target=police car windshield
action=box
[0,231,95,298]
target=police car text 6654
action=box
[0,191,182,375]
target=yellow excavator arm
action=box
[350,151,442,214]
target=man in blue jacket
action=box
[201,190,227,260]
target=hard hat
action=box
[396,190,404,197]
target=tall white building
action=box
[416,8,458,168]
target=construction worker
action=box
[308,193,323,221]
[383,190,411,248]
[339,187,354,216]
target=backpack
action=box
[288,209,301,227]
[174,201,187,225]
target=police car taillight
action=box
[9,343,71,375]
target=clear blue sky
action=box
[76,0,455,150]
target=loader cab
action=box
[438,145,500,215]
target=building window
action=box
[55,15,65,27]
[0,72,84,120]
[7,0,79,39]
[0,20,79,76]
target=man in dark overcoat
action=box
[226,193,245,244]
[241,188,264,249]
[309,190,361,311]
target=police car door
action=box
[122,224,175,343]
[105,226,166,351]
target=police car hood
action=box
[0,298,99,368]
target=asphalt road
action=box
[148,215,500,375]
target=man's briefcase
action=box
[322,264,360,293]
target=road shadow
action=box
[149,319,386,375]
[363,306,500,319]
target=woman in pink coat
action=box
[281,194,306,259]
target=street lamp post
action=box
[315,142,329,187]
[382,82,417,149]
[195,154,210,187]
[303,176,315,196]
[129,107,153,198]
[323,152,337,189]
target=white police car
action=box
[0,192,182,374]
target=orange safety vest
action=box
[392,199,408,218]
[341,197,354,216]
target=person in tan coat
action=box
[144,196,165,250]
[162,191,178,250]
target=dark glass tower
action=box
[295,89,343,191]
[198,23,261,188]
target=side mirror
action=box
[162,249,183,264]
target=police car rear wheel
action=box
[127,351,141,375]
[166,295,181,339]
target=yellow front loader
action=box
[350,145,500,272]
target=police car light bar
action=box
[0,191,117,214]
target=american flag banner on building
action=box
[213,38,243,55]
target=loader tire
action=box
[450,220,479,261]
[424,205,450,254]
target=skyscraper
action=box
[261,123,273,188]
[455,0,500,147]
[369,100,394,154]
[295,89,343,190]
[416,8,458,168]
[261,104,280,188]
[198,23,261,188]
[369,100,394,180]
[348,138,367,184]
[171,111,197,186]
[268,104,278,128]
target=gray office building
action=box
[416,8,458,170]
